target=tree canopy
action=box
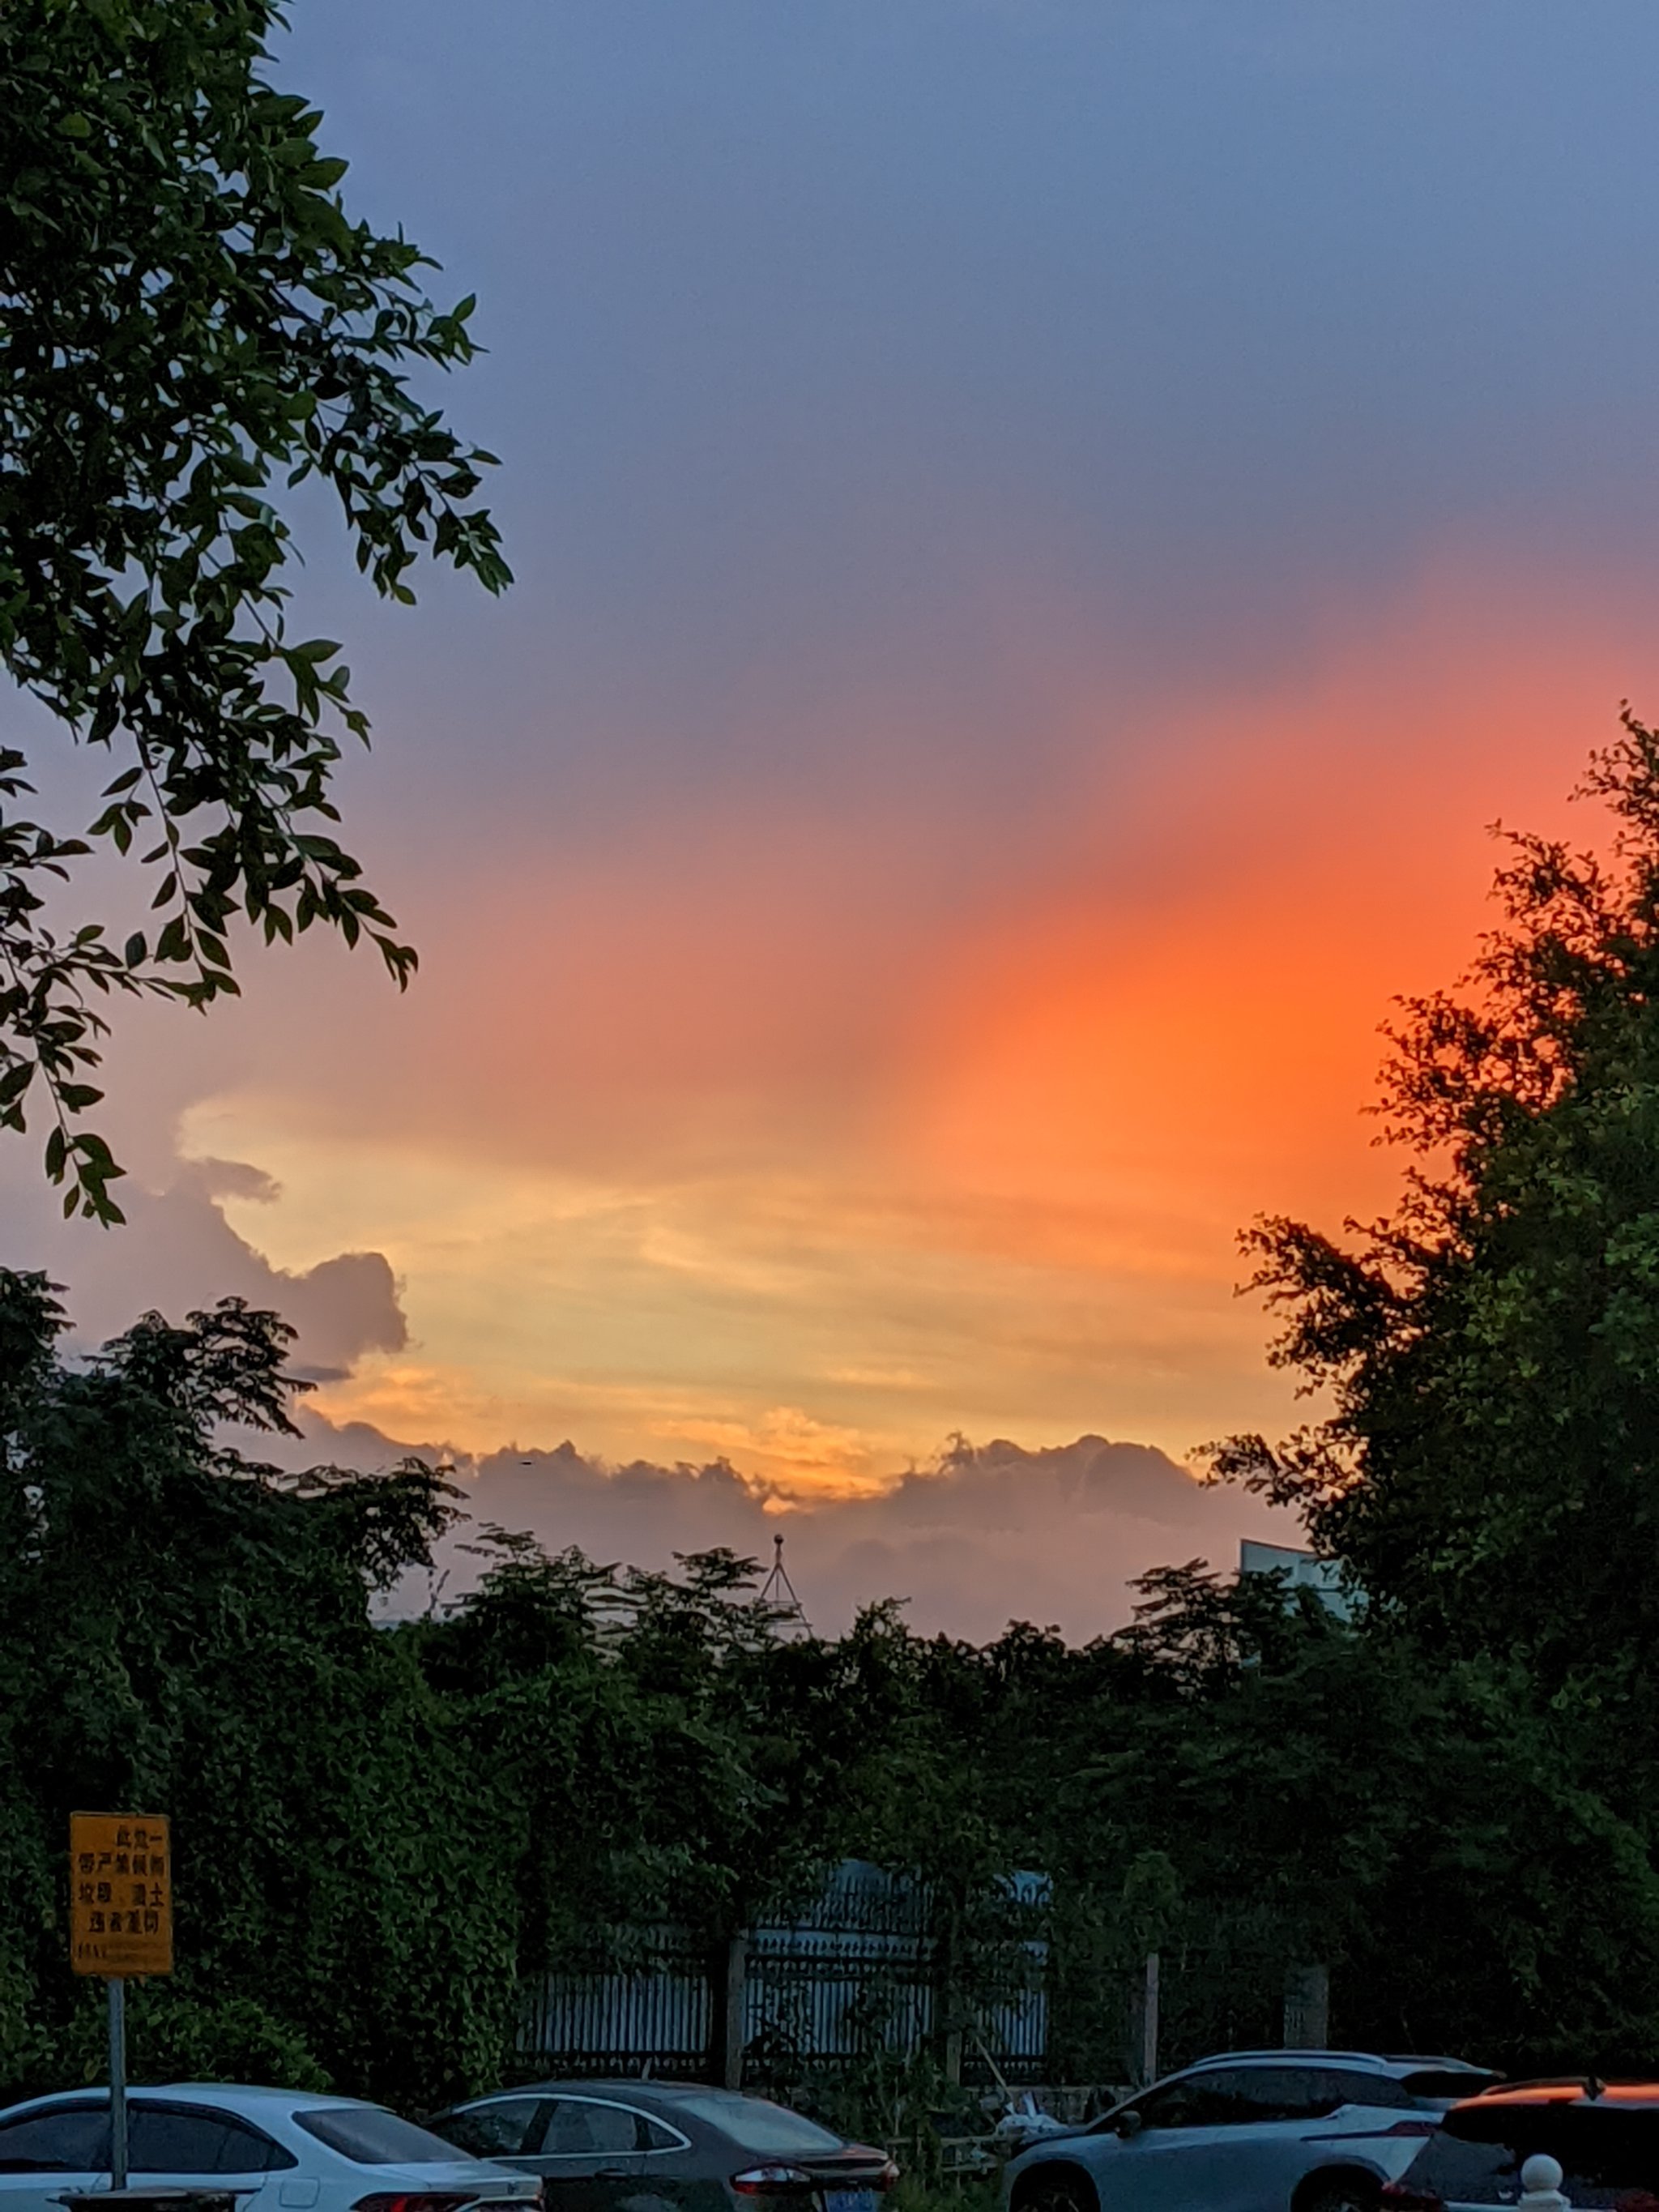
[7,1268,1659,2111]
[1211,712,1659,1760]
[0,0,507,1221]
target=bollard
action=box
[1518,2152,1570,2211]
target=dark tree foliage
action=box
[0,1272,507,2103]
[1058,1567,1659,2076]
[0,1286,955,2104]
[1208,715,1659,1749]
[8,1269,1659,2109]
[0,0,508,1221]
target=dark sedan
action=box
[424,2082,898,2212]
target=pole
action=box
[722,1934,748,2091]
[1282,1962,1329,2049]
[108,1977,127,2189]
[1141,1952,1160,2087]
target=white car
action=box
[0,2083,543,2212]
[1001,2050,1498,2212]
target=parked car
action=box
[424,2081,898,2212]
[1388,2079,1659,2207]
[1001,2049,1499,2212]
[0,2083,542,2212]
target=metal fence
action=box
[521,1925,711,2077]
[520,1861,1050,2083]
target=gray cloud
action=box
[287,1413,1295,1642]
[0,1149,1294,1638]
[2,1156,407,1385]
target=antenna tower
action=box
[759,1531,811,1638]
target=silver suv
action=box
[1001,2049,1497,2212]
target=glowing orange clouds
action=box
[174,556,1659,1484]
[902,564,1649,1261]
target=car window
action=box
[1439,2103,1659,2197]
[641,2116,685,2154]
[1394,2122,1652,2209]
[1395,2130,1516,2205]
[295,2107,476,2165]
[541,2101,644,2158]
[666,2096,843,2155]
[1329,2073,1416,2111]
[1129,2077,1236,2129]
[0,2106,109,2172]
[1135,2069,1345,2129]
[1223,2070,1347,2122]
[130,2106,295,2174]
[430,2101,551,2158]
[1130,2080,1217,2129]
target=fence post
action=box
[934,1903,961,2085]
[716,1933,748,2090]
[1124,1953,1159,2086]
[1282,1962,1329,2048]
[1140,1952,1159,2084]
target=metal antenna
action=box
[758,1531,811,1637]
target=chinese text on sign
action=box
[69,1813,172,1976]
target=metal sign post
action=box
[69,1813,173,2193]
[108,1977,127,2189]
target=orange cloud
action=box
[901,562,1648,1258]
[151,553,1659,1478]
[654,1405,883,1498]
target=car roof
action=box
[154,2086,362,2103]
[1464,2084,1659,2108]
[0,2086,373,2122]
[478,2082,745,2100]
[1190,2051,1490,2078]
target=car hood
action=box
[1004,2129,1094,2170]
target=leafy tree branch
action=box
[0,0,510,1219]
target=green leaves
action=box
[1213,714,1659,1740]
[0,1275,493,2103]
[0,0,510,1216]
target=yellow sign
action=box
[69,1813,173,1977]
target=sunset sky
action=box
[11,1,1659,1632]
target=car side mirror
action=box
[1115,2112,1144,2140]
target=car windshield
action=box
[295,2107,479,2166]
[1397,2101,1659,2204]
[668,2096,845,2155]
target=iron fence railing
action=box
[519,1861,1050,2082]
[521,1930,710,2077]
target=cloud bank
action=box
[287,1411,1294,1643]
[2,1147,1289,1639]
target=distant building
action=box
[1239,1539,1353,1620]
